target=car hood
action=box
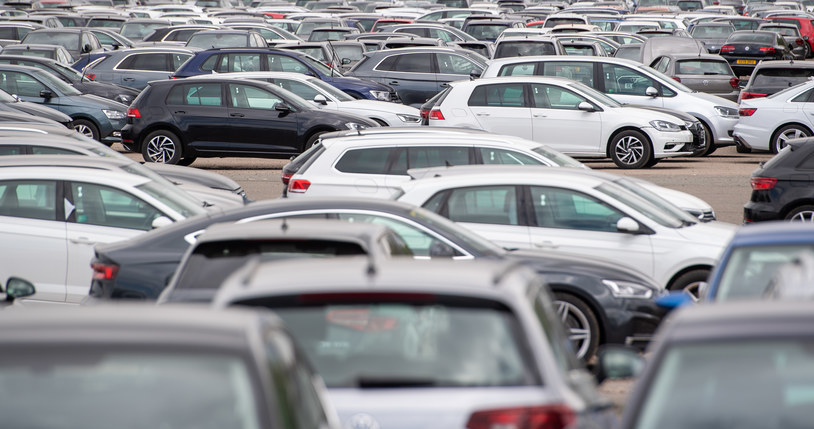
[626,105,697,122]
[65,93,129,111]
[339,99,420,115]
[506,249,660,288]
[325,75,392,92]
[618,105,691,123]
[688,89,737,107]
[3,101,72,124]
[74,81,139,100]
[675,221,737,247]
[308,108,380,127]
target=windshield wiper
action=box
[355,376,437,388]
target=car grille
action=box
[686,120,706,149]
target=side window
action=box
[31,146,78,155]
[166,83,223,106]
[798,152,814,169]
[0,180,57,220]
[335,212,464,257]
[792,88,814,102]
[69,182,163,231]
[541,62,594,86]
[529,186,624,232]
[445,186,519,226]
[229,83,282,109]
[531,84,587,110]
[334,148,394,174]
[380,233,413,256]
[200,54,219,72]
[651,57,666,73]
[436,53,481,75]
[0,27,15,39]
[273,79,321,100]
[81,33,91,49]
[0,71,46,97]
[267,55,308,73]
[429,28,453,42]
[225,53,261,72]
[498,62,537,77]
[394,53,433,73]
[407,146,471,169]
[375,55,399,71]
[468,83,527,107]
[171,53,191,70]
[118,54,170,71]
[0,146,22,155]
[479,147,542,165]
[601,63,658,96]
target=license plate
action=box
[736,59,757,65]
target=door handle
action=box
[173,110,186,115]
[230,113,245,118]
[534,240,559,249]
[533,114,547,118]
[69,237,95,245]
[388,81,400,86]
[122,77,135,81]
[475,113,490,117]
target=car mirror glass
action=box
[341,57,351,65]
[274,102,292,112]
[5,277,36,301]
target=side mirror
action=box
[341,57,352,65]
[645,86,659,97]
[151,216,173,229]
[40,89,53,99]
[469,70,481,80]
[595,345,645,384]
[428,240,457,258]
[655,290,694,309]
[274,102,292,112]
[577,101,596,112]
[616,216,640,233]
[112,42,121,50]
[313,94,329,105]
[83,43,92,53]
[4,277,36,302]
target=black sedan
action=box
[121,77,377,165]
[745,138,814,222]
[720,30,795,75]
[89,197,666,361]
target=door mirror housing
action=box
[577,101,597,112]
[341,57,352,65]
[39,89,53,99]
[151,216,173,229]
[595,345,645,384]
[274,102,292,112]
[645,86,659,97]
[313,94,329,105]
[4,277,36,302]
[616,216,640,233]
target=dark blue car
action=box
[171,48,400,102]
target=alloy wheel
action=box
[615,136,644,166]
[556,300,592,359]
[146,135,177,163]
[776,128,808,152]
[74,124,95,139]
[789,210,814,222]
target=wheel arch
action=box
[771,122,813,147]
[781,199,814,219]
[606,126,652,158]
[667,264,713,291]
[137,123,186,153]
[548,283,608,345]
[302,126,338,151]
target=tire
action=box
[668,269,710,301]
[610,130,652,169]
[304,131,329,151]
[554,292,600,362]
[177,156,197,166]
[142,130,182,164]
[73,119,100,142]
[693,122,716,157]
[772,125,811,154]
[786,205,814,222]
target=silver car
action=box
[650,53,740,102]
[83,47,196,91]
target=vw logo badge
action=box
[745,46,750,51]
[347,414,381,429]
[703,80,709,86]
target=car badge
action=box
[347,414,381,429]
[745,46,750,51]
[703,80,709,86]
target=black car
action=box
[89,197,665,361]
[720,30,794,75]
[122,77,377,165]
[0,55,139,104]
[744,138,814,222]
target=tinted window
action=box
[445,185,519,225]
[728,32,775,43]
[200,54,219,72]
[752,68,814,90]
[166,29,202,42]
[220,53,261,72]
[0,27,16,39]
[270,78,321,100]
[495,41,556,59]
[32,146,78,155]
[22,32,80,51]
[0,180,56,220]
[167,83,223,106]
[335,147,393,174]
[118,54,171,71]
[542,62,594,86]
[267,54,309,73]
[531,83,588,109]
[187,33,248,49]
[375,55,399,71]
[335,212,464,257]
[601,63,657,96]
[70,182,163,231]
[479,147,541,165]
[676,59,732,75]
[0,146,21,155]
[0,71,47,98]
[437,53,481,75]
[229,83,282,109]
[407,147,470,169]
[394,53,433,73]
[468,83,527,107]
[791,88,814,102]
[691,25,734,37]
[772,18,802,28]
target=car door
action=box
[599,62,665,107]
[435,52,483,88]
[526,185,655,278]
[64,181,165,303]
[226,82,300,155]
[0,179,67,303]
[466,82,533,139]
[374,53,438,107]
[165,82,229,152]
[529,83,603,155]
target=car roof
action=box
[450,75,583,86]
[0,155,151,185]
[726,221,814,247]
[195,218,393,244]
[752,59,814,69]
[487,54,638,67]
[318,130,545,150]
[404,164,606,188]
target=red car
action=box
[768,16,814,57]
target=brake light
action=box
[288,179,311,193]
[751,177,777,191]
[739,107,757,116]
[281,171,292,185]
[466,404,576,429]
[760,46,775,53]
[429,109,445,120]
[729,77,739,89]
[797,38,805,46]
[670,76,681,82]
[91,263,119,281]
[170,76,178,79]
[85,73,95,80]
[720,45,734,53]
[740,92,767,100]
[126,107,141,118]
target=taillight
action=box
[288,179,311,193]
[751,177,777,191]
[281,171,292,185]
[420,108,430,119]
[466,404,576,429]
[170,76,178,79]
[720,45,734,53]
[670,76,681,82]
[797,38,805,46]
[729,77,739,89]
[739,107,757,116]
[85,73,95,80]
[91,263,119,281]
[740,92,767,100]
[429,109,445,120]
[760,46,775,53]
[126,107,141,118]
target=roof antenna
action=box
[281,217,288,232]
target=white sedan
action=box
[397,165,736,292]
[428,76,693,168]
[734,80,814,153]
[194,72,422,126]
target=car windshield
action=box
[676,59,732,75]
[126,169,206,217]
[333,44,364,61]
[690,25,734,38]
[187,33,248,49]
[714,244,814,301]
[728,32,775,43]
[633,339,814,429]
[595,182,685,228]
[250,296,540,388]
[568,81,622,107]
[306,76,354,101]
[34,69,81,96]
[640,64,694,93]
[531,144,587,168]
[121,22,168,40]
[0,348,261,429]
[3,48,55,59]
[495,41,557,58]
[22,32,79,51]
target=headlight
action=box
[369,90,391,102]
[649,120,682,132]
[714,106,738,118]
[397,114,421,123]
[602,280,653,299]
[344,122,367,130]
[102,109,126,119]
[114,94,133,105]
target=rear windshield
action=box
[494,41,556,58]
[690,25,734,38]
[728,32,774,43]
[22,32,79,50]
[238,295,541,388]
[676,59,732,75]
[761,25,799,36]
[544,17,584,28]
[772,18,802,28]
[715,244,814,301]
[752,68,814,90]
[187,33,247,49]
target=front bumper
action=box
[644,128,694,159]
[603,297,667,350]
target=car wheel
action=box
[610,130,652,169]
[786,205,814,222]
[554,292,599,361]
[693,122,716,156]
[142,130,182,164]
[668,269,709,301]
[73,119,100,142]
[177,156,197,166]
[772,125,811,154]
[305,131,330,150]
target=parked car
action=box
[384,22,478,42]
[768,15,814,56]
[122,77,377,165]
[119,18,170,41]
[462,18,527,41]
[757,22,809,59]
[743,138,814,222]
[0,64,126,143]
[82,47,196,91]
[396,165,736,292]
[0,85,72,125]
[0,43,73,63]
[138,24,217,44]
[734,78,814,153]
[0,22,43,47]
[185,29,268,49]
[713,16,764,31]
[274,41,365,72]
[0,305,341,429]
[492,36,565,58]
[20,28,103,61]
[689,21,735,53]
[172,48,401,102]
[649,53,740,102]
[719,30,794,75]
[738,59,814,101]
[482,56,740,155]
[346,46,486,107]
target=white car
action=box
[193,72,422,126]
[734,80,814,153]
[0,156,205,304]
[481,56,740,154]
[283,127,717,220]
[396,165,737,291]
[428,76,693,168]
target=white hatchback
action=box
[429,76,693,168]
[734,80,814,153]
